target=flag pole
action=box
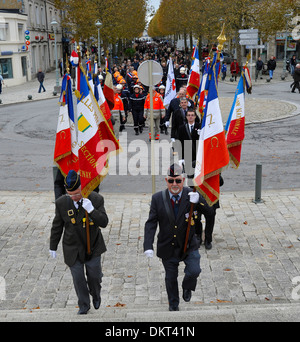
[76,45,92,258]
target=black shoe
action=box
[93,298,101,310]
[77,307,90,315]
[169,306,179,311]
[182,289,192,302]
[205,241,212,250]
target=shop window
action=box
[0,59,13,79]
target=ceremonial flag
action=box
[103,57,115,110]
[70,50,79,67]
[94,69,114,131]
[225,66,251,168]
[198,57,210,118]
[186,46,200,100]
[164,58,177,108]
[75,65,120,197]
[194,55,229,206]
[54,74,79,176]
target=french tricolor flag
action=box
[225,70,246,169]
[76,65,120,197]
[186,46,200,100]
[54,74,79,176]
[194,54,229,206]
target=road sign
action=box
[239,33,258,39]
[239,29,258,34]
[240,40,258,45]
[246,45,265,49]
[138,60,163,86]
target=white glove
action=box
[188,191,200,204]
[49,250,56,259]
[171,138,176,143]
[82,198,94,213]
[178,159,185,168]
[165,121,170,128]
[197,129,201,136]
[144,249,154,258]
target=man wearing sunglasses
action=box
[144,164,210,311]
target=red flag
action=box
[103,58,115,110]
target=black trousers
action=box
[195,207,216,244]
[69,256,102,311]
[162,250,201,308]
[132,109,144,130]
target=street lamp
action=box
[50,18,61,94]
[95,20,102,65]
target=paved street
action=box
[0,68,300,321]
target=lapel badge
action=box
[71,218,76,224]
[68,209,74,217]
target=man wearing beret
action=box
[143,164,211,311]
[49,170,108,315]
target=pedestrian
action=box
[49,170,108,315]
[37,69,46,93]
[221,61,227,81]
[230,59,240,81]
[111,85,126,139]
[144,88,165,140]
[144,163,208,311]
[290,55,297,75]
[175,67,189,92]
[128,85,146,135]
[177,108,201,186]
[196,174,224,250]
[291,63,300,93]
[267,56,276,80]
[255,56,264,81]
[171,97,189,142]
[0,74,4,94]
[158,85,168,135]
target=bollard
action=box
[253,163,263,203]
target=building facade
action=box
[0,0,62,86]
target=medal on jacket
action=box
[68,209,76,224]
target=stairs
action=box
[1,302,300,322]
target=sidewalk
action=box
[0,189,300,321]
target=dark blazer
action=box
[178,121,201,162]
[50,191,108,267]
[144,187,212,260]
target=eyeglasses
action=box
[167,179,182,184]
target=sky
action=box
[148,0,160,11]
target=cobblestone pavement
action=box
[1,189,300,317]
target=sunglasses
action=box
[167,179,182,184]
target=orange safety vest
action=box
[113,93,124,111]
[144,93,165,110]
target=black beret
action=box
[167,163,183,177]
[64,170,80,191]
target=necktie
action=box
[172,195,180,217]
[190,125,194,133]
[77,200,83,211]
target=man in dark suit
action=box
[49,170,108,314]
[143,164,211,311]
[178,108,201,186]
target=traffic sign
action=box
[240,39,258,45]
[238,29,258,34]
[138,60,163,86]
[239,33,258,39]
[246,45,265,49]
